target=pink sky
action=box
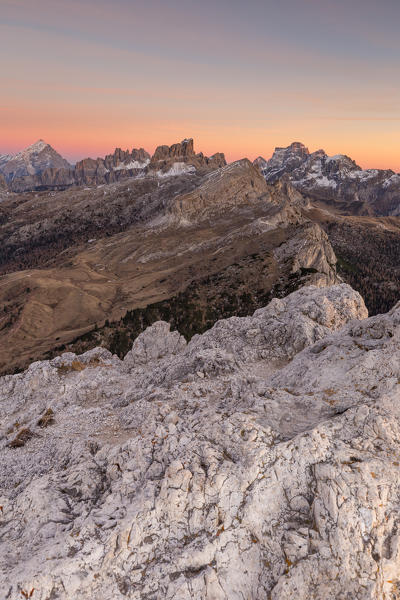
[1,0,399,172]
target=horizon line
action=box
[1,136,400,175]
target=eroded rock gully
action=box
[1,284,400,599]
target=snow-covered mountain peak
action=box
[0,140,71,184]
[254,142,400,215]
[25,139,48,153]
[255,141,310,183]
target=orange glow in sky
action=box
[1,0,399,171]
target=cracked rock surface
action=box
[1,283,400,599]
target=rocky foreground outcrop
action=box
[2,283,400,599]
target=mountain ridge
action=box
[254,141,400,216]
[0,160,339,375]
[0,137,399,373]
[0,138,226,192]
[2,138,399,217]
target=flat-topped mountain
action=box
[255,142,400,216]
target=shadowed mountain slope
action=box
[255,142,400,216]
[0,160,338,374]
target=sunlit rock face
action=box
[3,283,400,599]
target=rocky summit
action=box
[0,139,226,192]
[0,140,72,192]
[255,142,400,216]
[2,282,400,599]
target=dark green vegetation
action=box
[324,220,400,316]
[46,259,320,360]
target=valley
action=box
[0,138,399,375]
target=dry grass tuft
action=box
[323,388,336,396]
[6,420,21,434]
[37,408,54,428]
[8,427,33,448]
[57,357,105,375]
[71,360,86,371]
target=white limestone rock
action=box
[1,284,399,600]
[124,321,187,367]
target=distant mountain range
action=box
[255,142,400,216]
[0,138,225,192]
[1,138,399,217]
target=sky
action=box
[1,0,399,170]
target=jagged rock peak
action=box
[73,138,225,184]
[21,139,48,154]
[152,138,195,161]
[324,152,361,170]
[280,141,309,152]
[269,141,310,163]
[102,147,151,170]
[253,155,268,169]
[254,140,400,214]
[11,140,68,163]
[252,142,311,184]
[150,138,226,176]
